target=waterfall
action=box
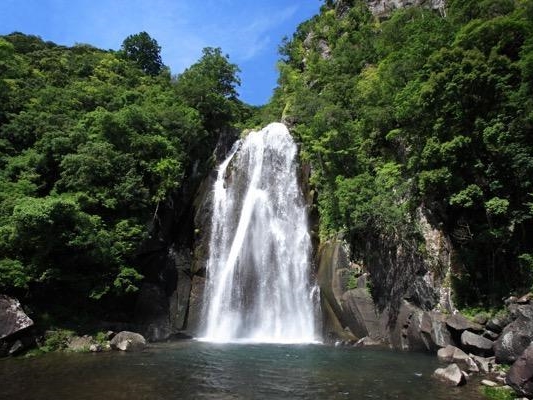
[199,122,320,343]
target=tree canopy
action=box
[0,32,242,320]
[268,0,533,307]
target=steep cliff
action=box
[271,0,533,347]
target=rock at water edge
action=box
[110,331,146,352]
[0,295,33,340]
[494,304,533,364]
[433,363,466,386]
[506,343,533,397]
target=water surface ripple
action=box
[0,341,486,400]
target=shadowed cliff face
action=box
[316,207,455,349]
[133,127,238,341]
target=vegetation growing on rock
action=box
[0,31,245,323]
[266,0,533,308]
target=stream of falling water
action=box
[199,123,320,343]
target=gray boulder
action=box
[461,331,494,357]
[437,345,469,364]
[0,295,33,340]
[110,331,146,352]
[487,313,513,334]
[494,304,533,364]
[433,363,466,386]
[341,288,383,341]
[471,354,494,374]
[446,313,483,333]
[506,343,533,397]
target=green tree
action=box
[121,31,163,76]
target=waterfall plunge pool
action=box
[1,341,485,400]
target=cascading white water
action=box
[200,122,320,344]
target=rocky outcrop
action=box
[110,331,146,352]
[185,276,206,336]
[366,0,446,16]
[317,239,388,342]
[494,304,533,364]
[0,295,34,356]
[506,343,533,397]
[0,295,33,340]
[132,128,238,341]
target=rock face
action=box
[433,363,466,386]
[0,295,33,340]
[316,206,455,350]
[507,343,533,397]
[132,128,238,341]
[365,0,446,16]
[317,239,393,343]
[185,276,206,336]
[0,295,34,356]
[110,331,146,352]
[494,304,533,363]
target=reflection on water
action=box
[0,341,485,400]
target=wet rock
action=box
[461,331,494,357]
[317,240,371,342]
[341,288,382,341]
[433,363,466,386]
[506,343,533,397]
[354,336,382,347]
[494,304,533,364]
[110,331,146,352]
[0,295,33,340]
[169,270,192,332]
[420,311,454,350]
[135,283,171,342]
[185,275,206,336]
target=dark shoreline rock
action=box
[110,331,146,352]
[0,295,35,357]
[506,343,533,397]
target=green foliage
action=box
[0,32,243,321]
[276,0,533,305]
[120,31,163,76]
[482,385,516,400]
[174,47,241,131]
[41,329,75,352]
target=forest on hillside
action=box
[1,0,533,327]
[0,31,248,322]
[263,0,533,307]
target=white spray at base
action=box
[199,123,320,344]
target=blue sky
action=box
[0,0,322,105]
